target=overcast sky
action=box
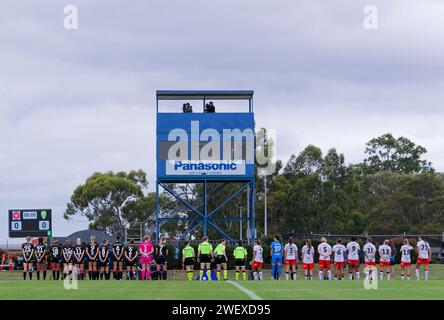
[1,0,444,243]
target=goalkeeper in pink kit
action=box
[139,235,154,280]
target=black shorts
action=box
[235,259,246,267]
[184,258,195,266]
[51,257,61,264]
[97,259,109,268]
[215,255,227,264]
[62,257,73,264]
[156,256,167,265]
[200,254,211,264]
[73,258,83,265]
[126,259,136,267]
[113,255,123,263]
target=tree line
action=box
[64,133,444,238]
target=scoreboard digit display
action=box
[8,209,52,238]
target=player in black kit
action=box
[125,239,138,280]
[98,239,110,280]
[34,238,47,280]
[50,239,62,280]
[112,236,125,280]
[22,236,34,280]
[155,237,169,280]
[73,238,85,280]
[62,239,74,279]
[86,236,99,280]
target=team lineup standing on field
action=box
[20,234,432,281]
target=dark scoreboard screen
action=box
[8,209,52,238]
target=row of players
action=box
[21,235,165,280]
[20,234,432,281]
[181,235,432,281]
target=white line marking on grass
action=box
[227,281,263,300]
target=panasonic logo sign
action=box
[166,161,245,176]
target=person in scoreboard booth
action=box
[270,235,283,280]
[155,237,169,280]
[332,239,346,280]
[252,240,264,280]
[378,239,392,280]
[112,235,125,280]
[415,235,432,280]
[214,239,228,281]
[233,241,248,281]
[50,239,62,280]
[22,236,34,280]
[182,240,195,281]
[346,237,361,280]
[400,238,414,280]
[284,237,298,280]
[35,237,47,280]
[62,239,74,279]
[86,236,99,280]
[125,239,138,280]
[301,239,315,280]
[98,239,110,280]
[139,235,154,280]
[363,237,377,281]
[73,238,85,280]
[317,237,332,280]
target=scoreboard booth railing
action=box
[155,90,256,242]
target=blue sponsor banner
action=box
[157,113,255,180]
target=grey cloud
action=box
[1,0,444,242]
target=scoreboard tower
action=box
[155,90,256,242]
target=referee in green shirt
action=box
[198,236,213,281]
[182,241,195,281]
[214,239,228,280]
[233,240,248,281]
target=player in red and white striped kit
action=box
[317,237,332,280]
[363,237,377,280]
[400,238,414,280]
[415,236,431,280]
[378,240,392,280]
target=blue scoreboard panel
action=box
[157,112,255,181]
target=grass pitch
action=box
[1,265,443,300]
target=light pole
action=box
[264,175,268,236]
[239,206,243,240]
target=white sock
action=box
[285,272,289,280]
[253,272,258,280]
[401,275,404,280]
[365,271,370,280]
[319,270,323,280]
[425,270,429,280]
[349,273,353,280]
[356,272,360,280]
[259,272,263,280]
[372,270,377,280]
[327,270,331,280]
[387,272,391,280]
[407,276,410,280]
[415,269,420,280]
[380,272,383,280]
